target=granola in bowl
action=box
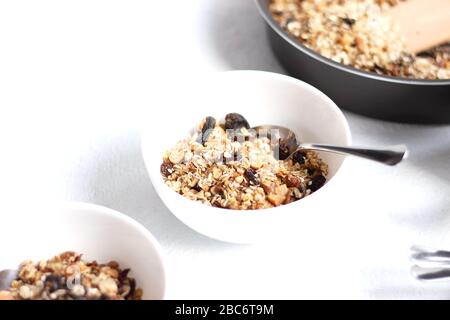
[269,0,450,80]
[161,113,328,210]
[0,251,143,300]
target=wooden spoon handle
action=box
[386,0,450,53]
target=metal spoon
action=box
[252,125,408,165]
[0,269,18,291]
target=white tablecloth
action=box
[0,0,449,299]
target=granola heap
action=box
[269,0,450,80]
[161,113,328,210]
[0,251,143,300]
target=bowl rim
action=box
[143,69,352,216]
[29,201,167,299]
[254,0,450,86]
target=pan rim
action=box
[255,0,450,86]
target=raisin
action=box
[307,168,316,176]
[278,131,297,160]
[292,150,306,165]
[160,161,174,177]
[244,168,260,186]
[225,113,250,130]
[197,116,216,144]
[308,175,326,192]
[127,278,136,298]
[44,275,62,292]
[119,268,131,281]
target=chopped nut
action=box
[169,149,185,164]
[285,175,301,188]
[101,266,119,279]
[99,278,118,297]
[212,167,222,179]
[250,160,263,170]
[261,181,276,195]
[19,285,34,299]
[70,284,86,297]
[86,287,101,299]
[267,185,289,206]
[235,176,244,184]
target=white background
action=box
[0,0,449,299]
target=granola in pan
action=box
[161,113,328,210]
[269,0,450,80]
[0,251,143,300]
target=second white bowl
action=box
[0,202,166,299]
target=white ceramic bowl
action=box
[142,70,351,243]
[0,202,166,300]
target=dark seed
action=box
[212,201,225,208]
[278,131,297,160]
[44,275,62,293]
[342,17,356,26]
[160,161,174,177]
[292,150,306,165]
[127,278,136,298]
[119,268,131,281]
[225,113,250,130]
[308,175,326,192]
[416,51,435,58]
[374,64,386,74]
[197,116,216,144]
[193,183,202,192]
[244,168,260,185]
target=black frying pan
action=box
[255,0,450,124]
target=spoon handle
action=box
[298,143,408,165]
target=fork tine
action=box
[411,265,450,281]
